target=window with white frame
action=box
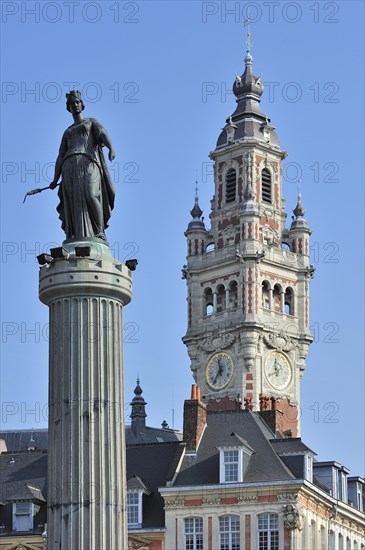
[258,513,279,550]
[341,472,348,503]
[219,515,240,550]
[219,446,253,483]
[223,450,239,482]
[12,502,33,532]
[127,492,141,527]
[357,485,363,511]
[305,454,313,483]
[184,517,203,550]
[332,467,338,498]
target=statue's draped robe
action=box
[56,118,115,240]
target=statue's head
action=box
[66,90,85,113]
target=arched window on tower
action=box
[229,281,238,309]
[284,287,294,315]
[273,284,282,313]
[261,168,272,204]
[204,288,214,316]
[262,281,270,310]
[216,284,225,313]
[225,169,237,203]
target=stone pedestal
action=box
[39,240,132,550]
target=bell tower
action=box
[183,33,314,436]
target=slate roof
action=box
[0,451,48,503]
[1,425,182,452]
[125,425,182,445]
[269,438,316,455]
[0,430,48,453]
[174,410,296,487]
[127,442,185,528]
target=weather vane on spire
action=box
[244,12,253,55]
[194,170,200,202]
[297,177,302,197]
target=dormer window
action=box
[223,450,239,482]
[305,454,313,483]
[127,475,150,528]
[261,168,272,204]
[219,440,254,483]
[127,492,142,527]
[12,502,33,532]
[225,169,237,203]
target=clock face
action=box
[206,352,234,390]
[265,351,292,390]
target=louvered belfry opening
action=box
[261,168,272,203]
[225,169,237,203]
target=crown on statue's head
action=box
[65,90,85,112]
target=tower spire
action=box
[130,378,147,434]
[187,178,205,230]
[293,178,305,219]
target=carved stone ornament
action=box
[237,495,258,503]
[198,333,235,352]
[164,497,185,508]
[202,496,222,506]
[128,536,151,550]
[282,504,303,531]
[277,492,299,502]
[263,331,298,352]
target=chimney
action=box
[183,385,207,452]
[258,396,298,437]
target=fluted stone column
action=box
[39,240,132,550]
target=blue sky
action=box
[1,1,364,476]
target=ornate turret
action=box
[130,378,147,435]
[185,182,207,260]
[289,182,311,256]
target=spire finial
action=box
[293,178,305,218]
[244,13,253,62]
[195,177,199,202]
[188,176,205,229]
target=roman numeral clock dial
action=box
[206,352,234,390]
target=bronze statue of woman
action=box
[50,90,116,242]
